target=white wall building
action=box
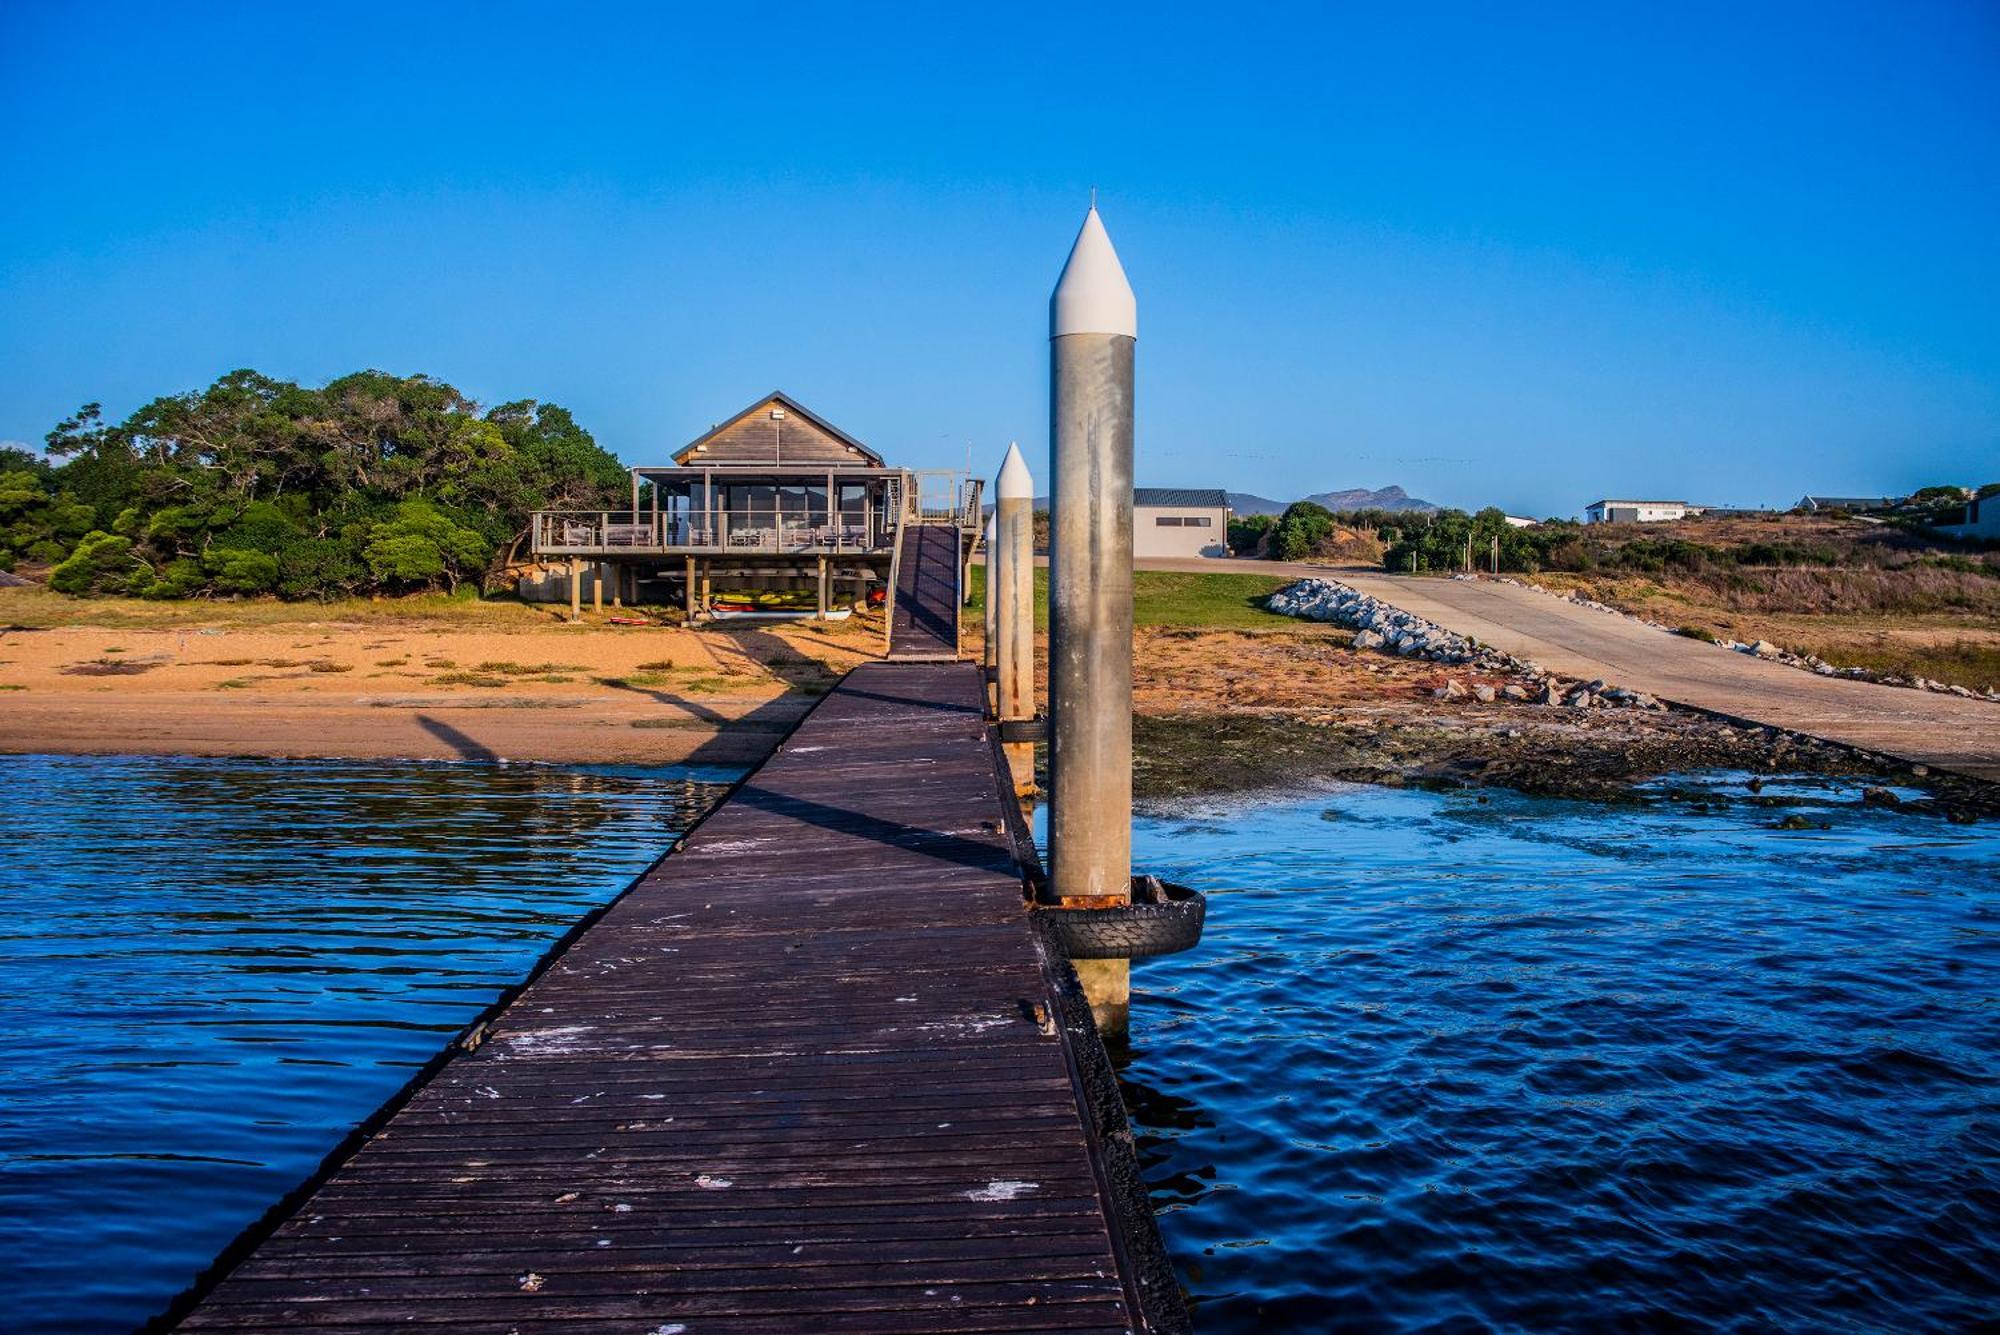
[1584,499,1695,524]
[1134,487,1229,558]
[1940,492,2000,541]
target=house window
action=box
[1188,516,1211,527]
[1155,516,1183,526]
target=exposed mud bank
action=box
[1132,705,1998,820]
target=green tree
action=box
[363,500,492,592]
[26,368,626,599]
[1271,501,1335,561]
[50,531,152,595]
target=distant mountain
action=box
[1008,485,1440,516]
[1304,485,1437,513]
[1225,492,1290,516]
[1226,486,1438,516]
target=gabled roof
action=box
[672,392,883,467]
[1586,499,1688,509]
[1797,495,1896,511]
[1134,487,1229,509]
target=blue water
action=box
[1109,775,2000,1331]
[0,754,733,1333]
[4,757,1995,1331]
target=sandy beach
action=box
[0,594,885,766]
[9,585,1987,815]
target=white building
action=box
[1584,499,1695,524]
[1939,492,2000,541]
[1134,487,1229,558]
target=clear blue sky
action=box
[3,2,1995,516]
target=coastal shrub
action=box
[203,548,282,595]
[22,369,627,599]
[1228,513,1276,555]
[363,500,492,591]
[1380,507,1565,573]
[144,558,207,600]
[0,465,94,570]
[49,532,150,595]
[1271,502,1335,561]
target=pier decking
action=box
[888,524,964,660]
[176,662,1168,1331]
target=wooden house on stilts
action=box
[528,392,982,624]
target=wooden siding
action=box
[676,396,880,467]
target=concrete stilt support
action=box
[995,443,1036,796]
[817,556,830,620]
[610,563,622,609]
[569,557,582,622]
[684,556,696,623]
[593,563,604,614]
[1048,205,1137,1036]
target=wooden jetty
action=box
[174,660,1180,1331]
[888,524,966,661]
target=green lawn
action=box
[964,566,1295,631]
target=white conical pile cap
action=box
[1050,206,1137,340]
[996,441,1033,500]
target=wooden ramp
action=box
[176,662,1167,1332]
[888,524,962,660]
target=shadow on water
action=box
[415,714,499,762]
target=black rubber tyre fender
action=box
[1035,878,1205,960]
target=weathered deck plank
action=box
[889,525,962,659]
[175,662,1147,1331]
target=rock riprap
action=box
[1265,578,1666,710]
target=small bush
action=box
[49,532,148,595]
[431,671,510,687]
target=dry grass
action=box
[1530,568,2000,693]
[0,585,556,631]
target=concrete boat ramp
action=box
[1143,556,2000,783]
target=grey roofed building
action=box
[1134,487,1229,508]
[1134,487,1230,559]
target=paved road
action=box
[1140,556,2000,782]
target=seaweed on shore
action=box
[1127,708,1996,819]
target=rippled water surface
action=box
[1109,775,2000,1331]
[0,754,731,1333]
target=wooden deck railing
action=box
[531,509,896,555]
